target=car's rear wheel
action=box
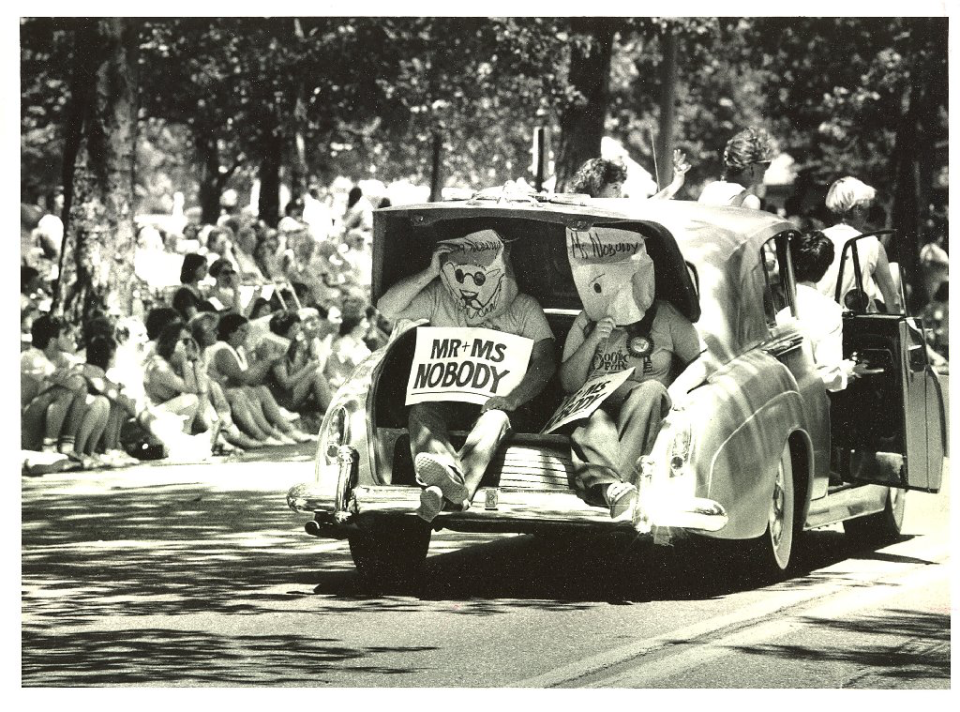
[744,442,796,580]
[348,515,431,591]
[842,487,905,546]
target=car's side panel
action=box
[680,350,810,540]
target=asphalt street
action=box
[20,442,952,690]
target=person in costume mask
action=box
[560,227,701,520]
[377,228,556,522]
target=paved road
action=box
[21,445,951,689]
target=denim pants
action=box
[408,401,512,483]
[570,380,671,507]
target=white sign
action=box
[540,369,636,434]
[567,227,655,325]
[405,327,534,406]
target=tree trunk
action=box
[258,128,284,227]
[55,18,139,325]
[656,26,678,190]
[554,19,618,193]
[195,126,222,225]
[891,19,946,311]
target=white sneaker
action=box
[414,453,468,505]
[416,486,444,522]
[104,449,139,468]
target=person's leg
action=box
[615,381,671,485]
[155,393,200,432]
[21,387,70,450]
[310,371,333,412]
[102,403,124,451]
[226,389,271,440]
[459,408,512,503]
[408,402,459,466]
[570,405,623,507]
[58,381,91,454]
[253,385,295,433]
[243,386,283,437]
[287,376,312,410]
[74,395,110,455]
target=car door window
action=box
[761,236,791,328]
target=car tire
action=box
[842,487,906,546]
[744,441,796,580]
[348,515,431,591]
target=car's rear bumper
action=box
[287,482,727,537]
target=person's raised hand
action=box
[673,149,691,177]
[429,244,454,277]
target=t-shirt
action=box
[173,285,204,320]
[206,341,248,388]
[698,181,750,207]
[398,279,554,344]
[777,284,851,391]
[562,301,701,391]
[143,353,183,406]
[816,223,881,309]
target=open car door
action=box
[828,231,945,493]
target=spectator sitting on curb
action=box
[21,315,107,469]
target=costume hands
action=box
[592,317,616,342]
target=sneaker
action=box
[263,436,286,447]
[79,453,106,471]
[277,406,301,425]
[416,486,444,522]
[607,482,638,522]
[414,453,468,505]
[98,450,123,468]
[276,431,298,445]
[290,429,315,443]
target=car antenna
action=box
[650,127,661,191]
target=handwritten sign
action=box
[405,327,533,406]
[540,369,635,434]
[567,227,654,325]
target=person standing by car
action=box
[777,232,867,391]
[560,267,701,521]
[698,127,775,209]
[377,230,556,522]
[815,177,901,314]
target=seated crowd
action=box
[20,187,392,470]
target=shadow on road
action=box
[22,466,947,685]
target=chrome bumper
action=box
[287,482,727,536]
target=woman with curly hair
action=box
[569,151,689,200]
[698,127,775,209]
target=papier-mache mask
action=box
[437,228,518,326]
[566,227,656,326]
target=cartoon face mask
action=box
[567,227,655,326]
[438,229,518,325]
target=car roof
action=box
[375,198,798,362]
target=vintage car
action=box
[287,195,946,586]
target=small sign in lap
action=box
[540,369,635,434]
[405,327,534,406]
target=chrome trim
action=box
[333,445,358,523]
